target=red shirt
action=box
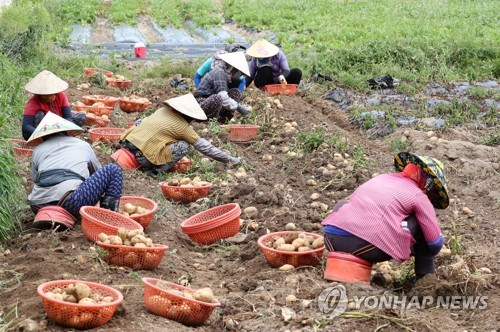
[321,173,441,262]
[23,92,70,117]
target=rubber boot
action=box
[100,196,120,212]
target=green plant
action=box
[0,305,18,332]
[49,236,60,249]
[294,126,326,152]
[478,132,499,146]
[207,119,223,136]
[0,270,22,291]
[389,137,408,153]
[468,86,494,99]
[449,219,463,255]
[128,271,144,286]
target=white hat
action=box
[218,52,250,76]
[27,112,83,143]
[24,70,69,95]
[164,93,207,121]
[246,39,279,58]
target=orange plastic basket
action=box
[119,196,157,228]
[106,78,131,90]
[180,204,241,245]
[85,68,114,78]
[265,84,298,96]
[97,242,168,270]
[80,206,143,242]
[159,183,212,204]
[118,98,151,113]
[142,278,221,327]
[324,252,372,284]
[168,159,191,173]
[89,128,125,143]
[221,124,260,142]
[7,138,39,160]
[257,231,325,268]
[111,148,140,170]
[76,105,113,117]
[82,95,118,107]
[37,279,123,329]
[85,115,110,128]
[33,206,76,230]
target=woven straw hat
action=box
[24,70,69,95]
[218,52,250,76]
[394,152,449,209]
[246,39,279,58]
[27,112,83,143]
[164,93,207,121]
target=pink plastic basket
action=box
[265,84,298,96]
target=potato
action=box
[78,312,94,326]
[284,232,299,244]
[79,297,97,305]
[123,203,137,214]
[277,244,296,252]
[193,288,215,303]
[98,233,109,242]
[291,238,305,249]
[127,229,141,239]
[131,235,147,245]
[90,293,102,303]
[135,206,146,215]
[272,237,285,249]
[45,292,64,301]
[108,236,123,245]
[123,239,131,246]
[117,228,128,241]
[297,246,312,252]
[167,179,179,186]
[182,291,195,300]
[311,238,324,249]
[101,296,114,303]
[74,283,91,301]
[179,178,191,185]
[65,284,76,296]
[52,287,63,294]
[145,238,153,247]
[64,294,78,303]
[123,252,138,266]
[305,236,315,246]
[134,243,147,248]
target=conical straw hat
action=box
[164,93,207,120]
[218,52,250,76]
[27,112,83,143]
[24,70,69,95]
[246,39,279,58]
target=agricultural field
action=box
[0,0,499,331]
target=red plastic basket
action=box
[265,84,298,96]
[85,115,110,128]
[324,252,372,284]
[7,138,39,160]
[106,78,131,90]
[221,124,260,142]
[33,206,76,230]
[111,148,140,170]
[119,98,151,113]
[76,105,113,117]
[89,128,125,143]
[119,196,157,228]
[257,231,325,268]
[37,279,123,329]
[168,159,191,173]
[180,203,241,245]
[142,278,220,326]
[82,95,118,108]
[159,182,212,204]
[80,206,143,242]
[97,242,168,270]
[85,68,114,78]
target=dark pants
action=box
[196,88,241,124]
[324,200,435,275]
[253,67,302,89]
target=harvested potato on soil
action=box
[265,232,325,252]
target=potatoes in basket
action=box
[98,228,154,248]
[166,176,211,187]
[156,282,217,304]
[120,202,150,217]
[121,95,150,104]
[264,232,324,252]
[45,282,112,305]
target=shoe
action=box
[100,196,120,212]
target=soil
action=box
[0,62,498,332]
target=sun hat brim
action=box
[27,112,83,144]
[164,93,207,121]
[394,152,449,209]
[246,39,279,58]
[24,70,69,95]
[218,52,250,76]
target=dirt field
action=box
[1,65,498,331]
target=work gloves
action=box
[236,104,251,116]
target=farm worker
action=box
[22,70,86,141]
[246,39,302,89]
[194,51,252,123]
[321,152,449,278]
[194,43,248,92]
[27,113,123,217]
[120,93,245,178]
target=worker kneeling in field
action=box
[120,93,245,178]
[28,113,123,217]
[246,39,302,89]
[321,152,449,279]
[194,51,252,124]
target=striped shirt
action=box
[321,173,441,262]
[194,67,230,98]
[120,106,200,165]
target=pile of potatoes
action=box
[166,176,211,188]
[120,202,150,217]
[111,74,127,81]
[156,282,216,304]
[121,95,150,104]
[98,228,154,247]
[264,232,324,252]
[75,101,110,120]
[45,282,113,305]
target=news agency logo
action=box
[317,285,348,319]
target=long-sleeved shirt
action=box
[249,50,289,83]
[321,173,441,262]
[120,106,200,165]
[29,135,101,205]
[194,58,246,92]
[22,93,73,140]
[194,67,232,98]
